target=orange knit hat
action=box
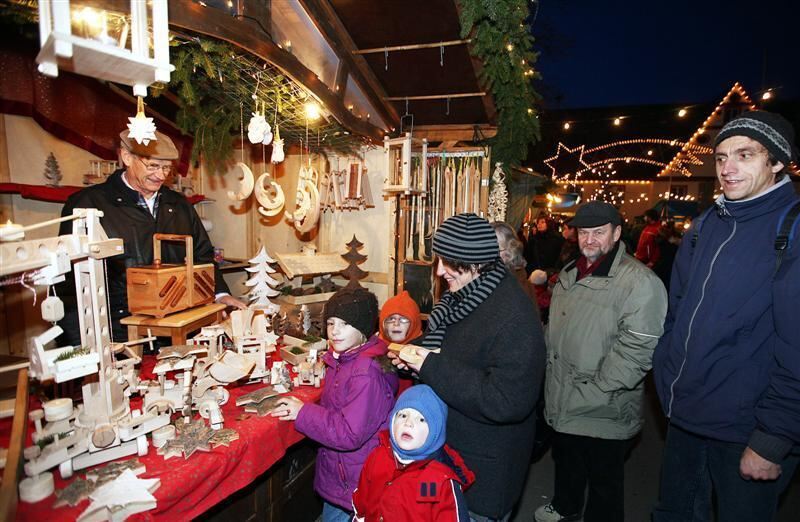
[379,290,423,344]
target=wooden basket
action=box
[127,234,215,317]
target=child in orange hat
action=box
[379,291,423,345]
[379,291,423,394]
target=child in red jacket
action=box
[353,385,474,521]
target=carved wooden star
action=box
[244,396,283,417]
[85,458,145,483]
[209,428,240,448]
[54,477,95,507]
[235,385,278,406]
[156,420,214,459]
[78,469,160,521]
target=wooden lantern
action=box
[36,0,173,97]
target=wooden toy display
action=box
[126,234,215,317]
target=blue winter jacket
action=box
[653,180,800,462]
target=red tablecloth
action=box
[10,356,322,520]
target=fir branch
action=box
[54,346,90,362]
[458,0,541,168]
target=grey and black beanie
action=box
[432,213,499,264]
[715,110,797,166]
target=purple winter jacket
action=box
[294,335,398,510]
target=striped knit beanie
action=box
[432,213,499,264]
[715,111,797,166]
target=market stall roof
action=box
[321,0,496,130]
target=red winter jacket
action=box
[635,222,661,267]
[353,431,475,522]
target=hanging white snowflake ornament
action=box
[487,162,508,223]
[270,125,285,164]
[127,96,157,145]
[247,112,272,144]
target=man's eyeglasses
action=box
[137,156,172,175]
[383,316,411,325]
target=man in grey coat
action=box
[535,202,667,522]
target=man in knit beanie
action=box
[352,385,474,521]
[653,110,800,521]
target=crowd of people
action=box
[273,110,797,522]
[61,108,798,522]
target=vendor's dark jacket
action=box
[56,169,229,344]
[419,271,546,518]
[653,180,800,462]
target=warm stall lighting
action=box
[678,108,688,117]
[304,101,321,120]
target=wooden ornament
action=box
[227,162,255,201]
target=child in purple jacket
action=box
[272,287,399,521]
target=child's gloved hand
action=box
[270,396,304,421]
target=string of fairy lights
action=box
[543,84,771,184]
[553,83,775,136]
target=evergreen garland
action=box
[458,0,542,168]
[153,39,246,172]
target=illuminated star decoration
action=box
[544,143,591,181]
[127,96,157,145]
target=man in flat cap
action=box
[57,131,246,345]
[653,110,800,520]
[535,201,667,522]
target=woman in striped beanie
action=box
[390,212,547,520]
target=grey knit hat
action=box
[432,213,499,264]
[714,111,797,166]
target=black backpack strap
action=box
[774,200,800,274]
[690,207,714,249]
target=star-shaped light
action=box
[543,142,591,181]
[127,96,157,145]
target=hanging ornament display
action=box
[126,96,157,145]
[227,162,255,201]
[284,165,320,234]
[254,172,286,217]
[487,162,508,223]
[270,125,284,164]
[247,100,273,145]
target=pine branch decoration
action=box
[458,0,541,168]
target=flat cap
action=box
[119,130,179,160]
[568,201,621,228]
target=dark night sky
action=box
[531,0,797,109]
